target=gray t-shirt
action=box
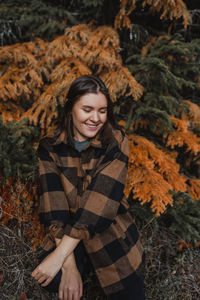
[74,139,89,152]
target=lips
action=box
[85,123,100,131]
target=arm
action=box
[32,140,80,285]
[32,234,80,287]
[37,140,70,244]
[55,238,83,300]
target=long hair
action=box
[62,75,116,143]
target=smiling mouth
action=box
[85,123,100,129]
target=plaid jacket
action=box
[38,128,145,295]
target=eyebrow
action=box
[82,105,107,109]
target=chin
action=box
[86,132,98,138]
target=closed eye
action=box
[100,109,107,113]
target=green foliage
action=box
[0,117,39,181]
[129,190,200,244]
[124,34,200,136]
[81,0,104,8]
[161,191,200,243]
[0,0,78,45]
[73,0,119,25]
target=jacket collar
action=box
[52,130,103,149]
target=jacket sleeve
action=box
[38,140,70,242]
[58,133,129,240]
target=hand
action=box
[59,265,83,300]
[32,248,65,287]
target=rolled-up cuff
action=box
[41,222,65,251]
[60,223,91,240]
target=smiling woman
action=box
[32,75,145,300]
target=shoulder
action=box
[37,134,57,160]
[38,129,62,152]
[102,128,129,163]
[38,137,54,152]
[112,128,129,156]
[112,128,127,144]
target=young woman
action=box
[32,75,145,300]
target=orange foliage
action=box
[166,117,200,154]
[187,179,200,200]
[133,119,149,131]
[0,41,48,102]
[125,135,187,215]
[143,0,192,29]
[0,178,45,250]
[115,0,137,30]
[0,102,23,123]
[115,0,191,30]
[0,24,143,130]
[178,239,200,252]
[182,100,200,129]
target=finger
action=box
[31,268,38,278]
[63,288,68,300]
[59,287,63,300]
[37,275,48,284]
[74,290,81,300]
[73,291,79,300]
[41,276,53,287]
[32,268,44,281]
[67,288,73,300]
[59,282,65,300]
[33,272,45,281]
[32,271,41,281]
[79,283,83,297]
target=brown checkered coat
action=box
[38,127,145,295]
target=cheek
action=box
[72,110,86,124]
[101,113,107,123]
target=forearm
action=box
[55,237,77,269]
[54,234,80,264]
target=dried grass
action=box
[0,219,199,300]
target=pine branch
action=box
[125,134,187,215]
[114,0,192,30]
[166,117,200,155]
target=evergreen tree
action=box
[0,117,39,180]
[0,0,79,45]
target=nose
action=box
[90,111,99,122]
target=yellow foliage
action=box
[166,117,200,154]
[125,135,187,215]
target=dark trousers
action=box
[109,276,145,300]
[38,243,145,300]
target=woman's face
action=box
[71,92,108,141]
